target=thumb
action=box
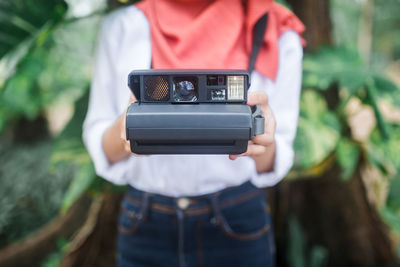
[130,94,137,103]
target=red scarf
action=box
[136,0,305,81]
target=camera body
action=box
[126,69,264,154]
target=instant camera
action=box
[126,69,264,154]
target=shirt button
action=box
[177,197,190,209]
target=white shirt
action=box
[82,5,303,197]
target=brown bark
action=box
[268,163,397,267]
[286,0,332,51]
[60,193,123,267]
[0,194,91,267]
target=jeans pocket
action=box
[216,195,271,241]
[118,195,145,235]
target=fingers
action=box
[229,142,269,160]
[229,91,276,161]
[248,103,276,147]
[123,140,132,153]
[247,91,268,106]
[229,153,244,160]
[252,132,275,147]
[130,93,137,103]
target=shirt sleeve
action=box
[251,30,303,187]
[82,7,150,185]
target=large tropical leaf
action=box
[336,138,361,180]
[303,46,398,96]
[302,46,399,139]
[0,0,67,59]
[51,91,96,213]
[0,12,99,133]
[293,90,341,170]
[0,0,68,87]
[302,46,365,93]
[51,90,126,213]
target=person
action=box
[83,0,305,266]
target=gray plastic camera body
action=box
[125,69,265,154]
[126,103,264,154]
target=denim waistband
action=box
[124,181,264,217]
[122,181,268,267]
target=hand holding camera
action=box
[229,91,276,173]
[103,69,275,169]
[102,94,137,164]
[125,69,268,155]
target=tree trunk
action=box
[268,163,397,266]
[60,193,123,267]
[269,0,397,266]
[286,0,332,51]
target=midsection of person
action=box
[82,5,303,197]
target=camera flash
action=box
[227,76,245,100]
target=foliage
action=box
[0,0,100,245]
[370,125,400,251]
[0,0,66,131]
[292,39,400,259]
[0,16,98,133]
[330,0,361,49]
[287,216,328,267]
[331,0,400,66]
[293,90,340,170]
[372,0,400,64]
[0,0,67,59]
[51,89,127,213]
[51,91,96,213]
[293,46,399,180]
[0,139,72,247]
[41,237,69,267]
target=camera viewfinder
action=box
[207,75,218,86]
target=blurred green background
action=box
[0,0,399,266]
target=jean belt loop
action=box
[209,193,224,225]
[138,192,151,221]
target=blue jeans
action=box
[117,181,275,267]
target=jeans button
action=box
[177,197,190,209]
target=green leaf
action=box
[369,125,400,208]
[365,78,391,139]
[1,46,49,119]
[0,14,97,134]
[309,246,328,267]
[367,125,399,178]
[294,90,341,169]
[60,162,95,213]
[287,216,306,267]
[387,176,400,210]
[336,138,361,180]
[0,0,67,59]
[302,46,364,92]
[380,207,400,235]
[51,91,96,213]
[373,73,399,94]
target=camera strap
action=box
[248,13,269,75]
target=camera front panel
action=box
[128,70,250,104]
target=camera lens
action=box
[174,79,197,102]
[176,81,195,97]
